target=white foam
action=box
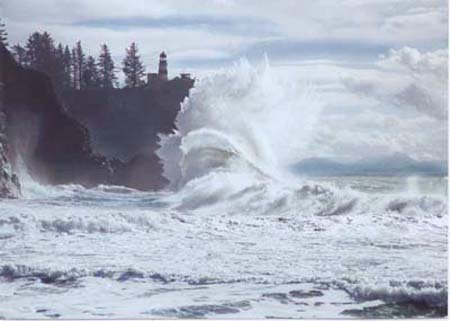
[157,58,322,190]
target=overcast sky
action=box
[0,0,448,162]
[1,0,447,72]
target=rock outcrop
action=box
[0,43,193,191]
[0,44,20,198]
[62,76,193,190]
[62,79,192,160]
[1,43,112,188]
[0,90,20,198]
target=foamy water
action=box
[0,60,447,319]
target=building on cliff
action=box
[158,51,168,81]
[147,51,193,87]
[0,43,194,192]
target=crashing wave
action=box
[157,58,322,190]
[338,279,447,308]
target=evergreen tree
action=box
[0,18,8,47]
[122,42,145,88]
[24,32,57,78]
[71,47,77,88]
[55,43,65,67]
[53,43,66,92]
[83,56,100,88]
[53,43,75,92]
[11,44,28,66]
[62,45,73,89]
[71,41,85,89]
[25,32,43,68]
[98,44,116,88]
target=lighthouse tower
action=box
[158,51,168,81]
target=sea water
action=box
[0,60,447,319]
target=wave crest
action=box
[157,58,322,190]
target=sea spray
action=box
[157,58,323,190]
[1,59,447,319]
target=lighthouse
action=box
[158,51,168,81]
[147,51,193,86]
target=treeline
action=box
[1,19,146,91]
[0,18,7,46]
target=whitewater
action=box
[0,60,447,319]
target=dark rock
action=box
[0,44,20,198]
[63,78,192,190]
[1,43,192,191]
[1,43,111,188]
[110,154,168,190]
[62,80,191,161]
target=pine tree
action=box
[71,47,77,88]
[71,41,86,89]
[0,18,8,47]
[25,32,43,68]
[25,32,57,78]
[122,42,145,88]
[62,45,73,89]
[55,43,65,66]
[98,44,116,88]
[83,56,100,88]
[53,43,66,92]
[11,44,28,66]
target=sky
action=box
[0,0,448,163]
[1,0,447,71]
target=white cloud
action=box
[0,2,446,162]
[378,47,447,79]
[271,47,447,162]
[170,49,231,61]
[1,0,447,66]
[344,47,448,119]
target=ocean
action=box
[0,60,447,319]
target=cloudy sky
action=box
[1,0,447,71]
[0,0,448,162]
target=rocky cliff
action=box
[61,76,193,190]
[62,79,192,161]
[0,52,20,198]
[0,43,193,192]
[1,43,112,188]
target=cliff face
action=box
[62,78,193,190]
[63,79,192,160]
[1,43,112,188]
[0,115,20,198]
[0,55,20,197]
[0,45,20,198]
[0,43,193,192]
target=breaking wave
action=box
[1,58,447,319]
[342,281,447,308]
[1,264,446,309]
[157,58,321,191]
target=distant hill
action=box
[291,154,447,176]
